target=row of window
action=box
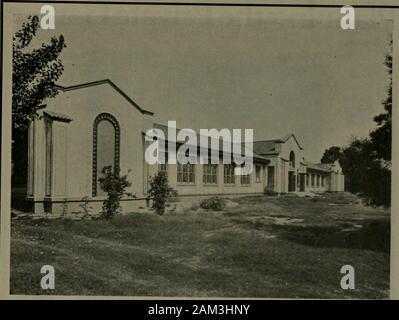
[160,163,263,186]
[306,173,325,187]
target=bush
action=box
[98,166,132,219]
[264,188,278,196]
[199,196,226,211]
[148,171,177,215]
[79,196,96,220]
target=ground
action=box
[10,192,390,298]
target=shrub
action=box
[199,196,226,211]
[148,171,177,215]
[264,188,278,196]
[79,196,95,219]
[98,166,132,219]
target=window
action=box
[289,151,295,168]
[240,172,250,186]
[159,163,168,174]
[321,175,325,187]
[177,163,195,184]
[224,164,235,185]
[158,152,168,175]
[297,174,300,188]
[311,174,315,187]
[255,165,261,183]
[306,173,309,187]
[237,163,250,186]
[92,113,120,197]
[317,175,320,187]
[203,164,218,184]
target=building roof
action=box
[43,111,73,122]
[56,79,154,116]
[304,161,334,173]
[149,123,269,163]
[282,133,304,150]
[252,139,281,155]
[316,163,335,170]
[253,133,303,155]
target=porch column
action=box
[27,117,46,213]
[50,121,69,198]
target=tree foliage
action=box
[12,15,66,189]
[320,39,392,206]
[12,15,66,134]
[98,166,132,219]
[339,138,390,206]
[370,39,392,162]
[321,146,342,164]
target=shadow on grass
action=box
[272,219,390,253]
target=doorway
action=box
[299,173,305,192]
[288,172,296,192]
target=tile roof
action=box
[304,161,334,172]
[252,133,303,155]
[150,123,269,162]
[43,111,73,122]
[252,139,281,155]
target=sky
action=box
[13,6,392,162]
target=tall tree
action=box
[12,15,66,187]
[12,15,66,135]
[320,146,342,164]
[369,38,392,163]
[340,137,390,206]
[319,38,392,206]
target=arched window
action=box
[289,151,295,168]
[92,113,120,196]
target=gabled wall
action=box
[28,84,150,213]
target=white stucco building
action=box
[23,79,345,214]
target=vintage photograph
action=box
[4,3,393,298]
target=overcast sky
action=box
[13,7,392,161]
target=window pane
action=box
[256,165,261,182]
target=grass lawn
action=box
[10,192,390,298]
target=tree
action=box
[12,15,66,189]
[339,137,372,195]
[340,137,390,206]
[98,166,132,219]
[13,15,66,134]
[319,38,392,207]
[321,146,342,164]
[148,171,177,215]
[370,38,392,163]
